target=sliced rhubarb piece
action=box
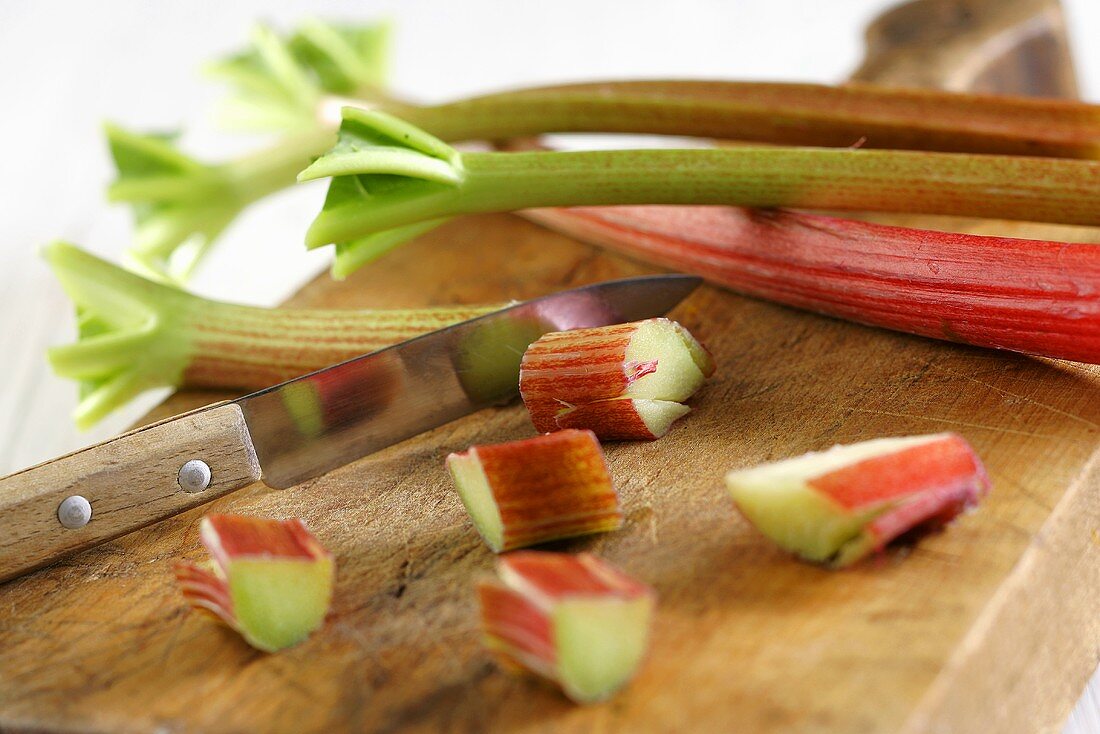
[173,514,335,652]
[478,551,655,703]
[519,318,715,439]
[446,430,622,552]
[725,433,989,567]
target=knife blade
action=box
[0,274,700,582]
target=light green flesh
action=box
[727,480,879,563]
[633,399,692,437]
[228,558,334,652]
[624,320,707,402]
[448,452,505,552]
[554,597,653,703]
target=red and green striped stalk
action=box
[175,514,335,651]
[478,551,655,703]
[446,430,622,552]
[519,319,716,440]
[726,433,989,567]
[300,109,1100,276]
[44,242,500,427]
[524,205,1100,363]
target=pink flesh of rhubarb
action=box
[525,205,1100,363]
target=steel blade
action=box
[237,274,701,488]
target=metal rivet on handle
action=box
[58,495,92,529]
[178,460,212,493]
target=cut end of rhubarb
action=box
[725,433,989,567]
[175,514,335,652]
[520,318,714,440]
[479,551,655,704]
[446,430,622,552]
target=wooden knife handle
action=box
[0,402,261,582]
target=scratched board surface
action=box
[3,0,1100,732]
[2,215,1099,733]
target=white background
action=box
[0,1,1097,729]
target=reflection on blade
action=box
[238,275,701,488]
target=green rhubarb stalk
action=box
[115,17,1100,282]
[398,80,1100,158]
[300,108,1100,274]
[44,242,500,428]
[209,19,1100,151]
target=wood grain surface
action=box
[2,1,1099,732]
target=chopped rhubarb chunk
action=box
[725,433,989,566]
[478,551,655,703]
[446,430,622,552]
[173,514,335,652]
[519,318,714,440]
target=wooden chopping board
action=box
[2,1,1098,732]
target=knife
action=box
[0,274,700,582]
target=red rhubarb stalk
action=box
[174,514,335,651]
[478,551,655,703]
[446,430,622,552]
[519,319,715,440]
[524,205,1100,363]
[725,433,990,567]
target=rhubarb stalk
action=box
[519,319,716,440]
[725,433,990,567]
[523,205,1100,364]
[116,17,1100,281]
[446,430,622,552]
[300,109,1100,274]
[44,242,499,427]
[478,551,655,703]
[174,514,335,652]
